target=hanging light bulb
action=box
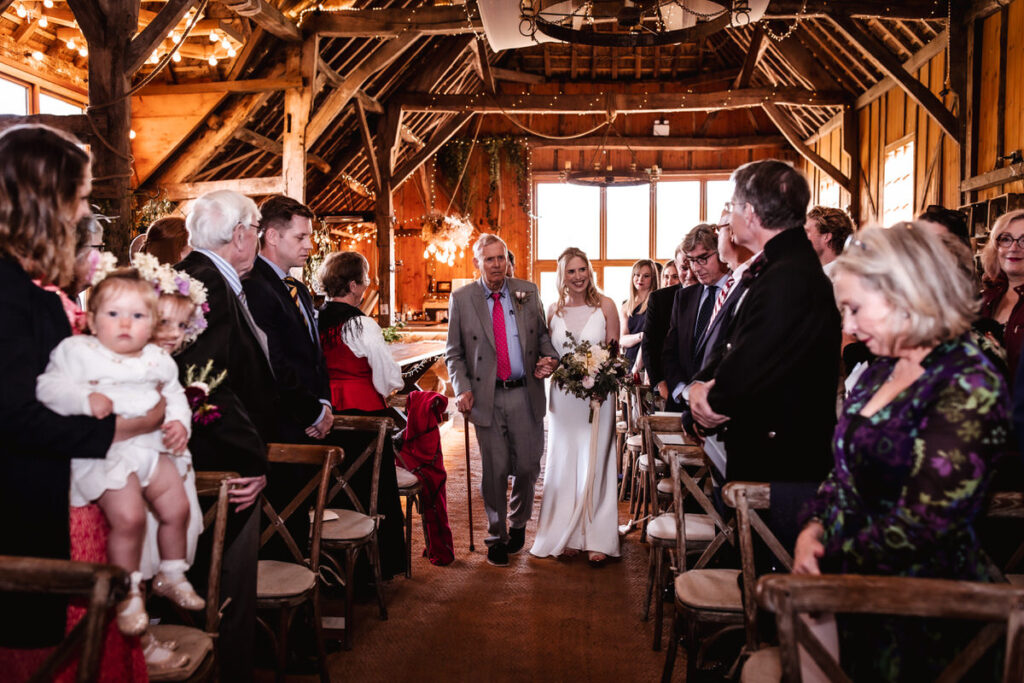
[170,31,181,44]
[129,129,136,140]
[148,51,160,64]
[422,249,430,259]
[31,51,43,61]
[208,55,218,67]
[15,5,27,18]
[209,31,219,43]
[220,38,231,50]
[227,46,236,58]
[66,38,75,50]
[43,0,53,7]
[38,15,47,27]
[78,46,88,57]
[171,51,181,63]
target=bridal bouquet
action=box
[551,332,633,419]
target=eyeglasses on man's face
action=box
[723,200,747,214]
[685,251,716,267]
[996,233,1024,250]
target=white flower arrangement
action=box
[514,290,531,306]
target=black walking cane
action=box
[462,408,476,552]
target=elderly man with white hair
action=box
[174,189,278,681]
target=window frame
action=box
[0,66,87,116]
[531,171,731,294]
[881,134,916,227]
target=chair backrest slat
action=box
[758,573,1024,683]
[193,471,237,632]
[329,416,393,519]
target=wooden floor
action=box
[256,412,676,682]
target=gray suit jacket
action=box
[445,277,558,427]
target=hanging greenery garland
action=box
[437,135,530,226]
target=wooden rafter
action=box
[355,96,382,191]
[232,126,330,173]
[137,77,301,95]
[126,0,197,73]
[163,176,284,201]
[393,88,848,114]
[224,0,300,42]
[763,103,852,194]
[392,113,472,189]
[699,25,766,136]
[765,1,951,19]
[528,135,786,150]
[829,13,958,142]
[473,38,495,94]
[302,7,481,38]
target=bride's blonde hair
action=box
[554,247,602,316]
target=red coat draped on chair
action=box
[397,391,454,566]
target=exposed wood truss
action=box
[762,103,853,194]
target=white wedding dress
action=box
[530,305,621,558]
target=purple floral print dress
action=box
[803,333,1011,680]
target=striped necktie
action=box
[284,275,315,339]
[708,275,735,325]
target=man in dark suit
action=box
[662,224,731,411]
[242,195,332,571]
[642,242,686,405]
[692,220,754,372]
[688,160,841,544]
[176,189,278,681]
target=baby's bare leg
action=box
[96,474,146,572]
[144,454,190,560]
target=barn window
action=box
[0,76,29,116]
[882,138,915,226]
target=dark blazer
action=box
[175,251,278,476]
[0,258,115,646]
[641,283,680,388]
[695,227,840,484]
[693,277,748,372]
[243,256,330,443]
[661,283,705,398]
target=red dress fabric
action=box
[323,339,388,412]
[397,391,454,566]
[56,504,147,683]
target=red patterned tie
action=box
[491,292,511,381]
[709,275,735,325]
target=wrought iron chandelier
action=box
[559,120,660,187]
[519,0,754,48]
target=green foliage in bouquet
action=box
[382,321,406,343]
[550,332,633,403]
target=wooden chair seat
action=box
[656,477,673,495]
[626,433,644,449]
[322,508,376,541]
[675,568,743,612]
[616,420,628,432]
[395,466,418,488]
[257,559,317,599]
[647,512,716,543]
[739,647,781,683]
[147,624,214,683]
[637,453,666,472]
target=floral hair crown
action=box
[91,251,210,345]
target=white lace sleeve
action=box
[36,337,92,416]
[342,317,404,398]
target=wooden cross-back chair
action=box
[0,555,127,683]
[662,481,792,683]
[148,471,237,682]
[642,416,735,651]
[985,491,1024,583]
[256,444,338,683]
[321,414,393,649]
[753,573,1024,683]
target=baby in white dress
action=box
[36,267,205,637]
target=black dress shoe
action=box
[507,527,526,554]
[486,543,509,566]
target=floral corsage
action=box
[184,360,227,426]
[513,290,531,306]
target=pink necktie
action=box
[491,292,511,381]
[709,275,735,324]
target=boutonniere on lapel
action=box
[741,252,768,286]
[513,290,530,307]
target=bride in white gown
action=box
[530,247,622,564]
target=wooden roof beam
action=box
[529,135,787,150]
[699,25,766,136]
[762,103,852,194]
[392,113,473,189]
[473,38,496,94]
[765,1,950,19]
[224,0,300,42]
[136,77,301,95]
[163,176,284,201]
[233,126,331,174]
[829,14,958,142]
[127,0,197,73]
[302,7,481,38]
[491,67,545,85]
[393,88,849,114]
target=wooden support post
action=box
[374,107,401,327]
[282,38,316,202]
[843,106,861,222]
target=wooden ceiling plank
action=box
[392,113,472,189]
[763,102,852,193]
[529,135,786,150]
[404,36,473,92]
[490,67,545,85]
[771,26,842,91]
[894,19,925,49]
[854,29,947,108]
[394,87,848,114]
[868,18,913,60]
[830,13,958,142]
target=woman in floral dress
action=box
[793,226,1011,681]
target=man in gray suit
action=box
[446,234,560,566]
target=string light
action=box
[129,129,137,140]
[227,46,237,58]
[172,51,182,63]
[170,31,181,44]
[43,0,53,7]
[15,4,27,18]
[38,15,47,28]
[65,38,75,50]
[78,46,88,57]
[209,31,219,43]
[31,50,43,61]
[208,55,218,66]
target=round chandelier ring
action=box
[533,12,731,48]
